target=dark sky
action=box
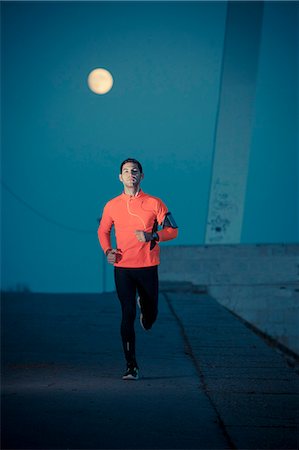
[1,1,298,292]
[1,1,227,291]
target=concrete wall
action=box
[159,244,299,356]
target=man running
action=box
[98,158,178,380]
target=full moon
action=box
[88,68,113,95]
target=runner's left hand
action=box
[135,230,153,242]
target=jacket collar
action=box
[121,189,145,199]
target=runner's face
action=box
[119,163,143,188]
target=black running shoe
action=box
[122,365,139,380]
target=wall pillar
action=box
[205,2,264,244]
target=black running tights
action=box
[114,266,159,366]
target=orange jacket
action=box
[98,190,178,268]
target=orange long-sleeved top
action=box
[98,190,178,268]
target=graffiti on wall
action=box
[206,177,240,243]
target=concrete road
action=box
[1,289,298,449]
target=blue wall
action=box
[1,1,298,293]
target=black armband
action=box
[163,212,178,229]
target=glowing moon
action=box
[88,68,113,95]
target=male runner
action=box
[98,158,178,380]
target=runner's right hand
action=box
[106,249,122,264]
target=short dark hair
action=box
[120,158,143,174]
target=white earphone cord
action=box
[126,200,146,230]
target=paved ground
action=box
[1,288,299,449]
